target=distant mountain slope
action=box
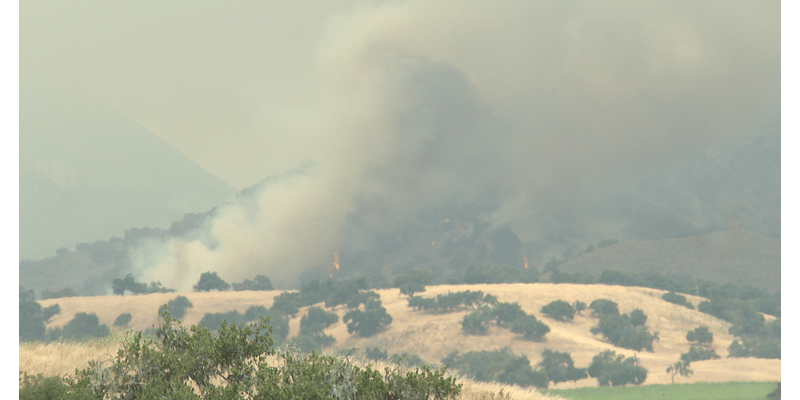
[19,83,237,260]
[554,229,779,292]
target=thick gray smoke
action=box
[123,1,778,290]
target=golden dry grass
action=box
[28,283,780,394]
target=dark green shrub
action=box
[681,346,720,362]
[590,314,657,352]
[40,287,79,300]
[113,313,132,327]
[20,287,60,342]
[394,268,433,296]
[344,290,381,310]
[541,300,576,321]
[492,302,526,326]
[461,309,491,335]
[686,326,713,344]
[442,349,548,389]
[300,306,339,335]
[60,312,110,341]
[573,300,587,315]
[537,349,588,384]
[589,299,619,317]
[165,295,193,319]
[270,291,302,317]
[343,299,393,337]
[510,315,550,342]
[662,292,694,309]
[233,275,274,291]
[111,274,148,295]
[408,291,496,313]
[629,309,647,327]
[193,271,231,292]
[587,350,647,386]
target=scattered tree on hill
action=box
[587,350,647,387]
[40,287,79,300]
[537,349,587,384]
[686,326,713,344]
[343,299,393,337]
[193,271,231,292]
[112,274,148,295]
[662,292,694,309]
[407,291,497,313]
[666,361,693,384]
[629,309,647,327]
[300,306,339,335]
[541,300,576,321]
[591,313,658,352]
[165,296,193,319]
[573,300,587,315]
[589,299,620,317]
[394,269,433,296]
[492,302,527,326]
[114,313,132,327]
[681,346,720,363]
[269,292,302,317]
[112,274,174,295]
[461,308,491,335]
[19,287,60,342]
[511,315,551,342]
[53,312,110,341]
[442,349,548,389]
[232,275,274,291]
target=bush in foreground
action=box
[20,307,462,399]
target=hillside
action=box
[553,230,780,292]
[31,283,780,389]
[19,82,237,261]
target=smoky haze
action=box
[21,1,779,291]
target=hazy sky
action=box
[20,1,780,289]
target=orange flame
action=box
[329,251,341,278]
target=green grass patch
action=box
[542,381,779,400]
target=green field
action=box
[543,381,779,400]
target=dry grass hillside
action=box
[26,283,779,392]
[555,230,780,292]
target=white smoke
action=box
[122,0,778,289]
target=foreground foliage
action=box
[20,307,462,399]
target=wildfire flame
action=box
[329,251,340,278]
[523,256,529,270]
